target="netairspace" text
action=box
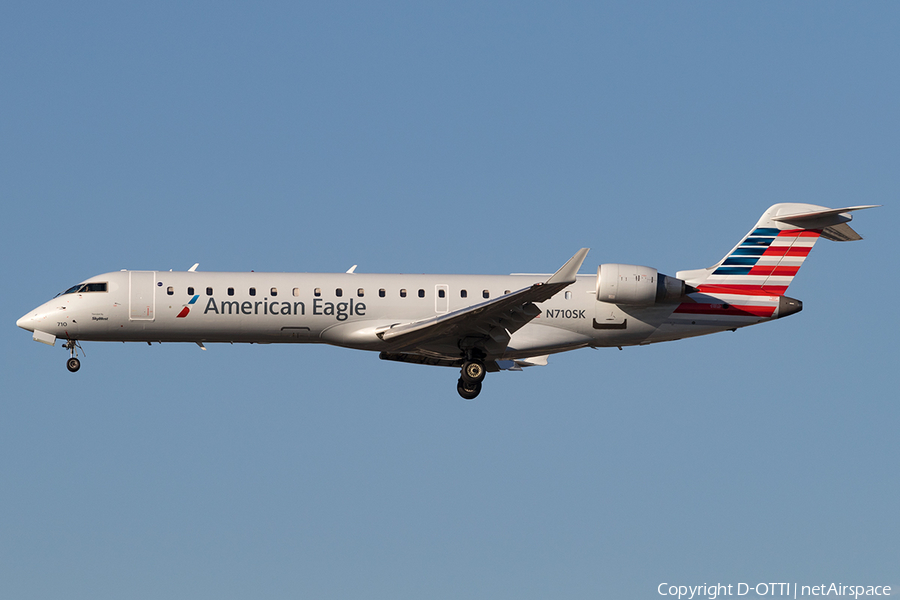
[657,582,891,599]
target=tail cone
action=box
[777,296,803,318]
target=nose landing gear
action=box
[64,339,83,372]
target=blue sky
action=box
[1,2,897,598]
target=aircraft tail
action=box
[677,203,877,297]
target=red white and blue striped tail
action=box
[677,203,877,297]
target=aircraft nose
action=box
[16,312,35,332]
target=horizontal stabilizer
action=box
[772,205,878,241]
[820,222,863,242]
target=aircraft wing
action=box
[377,249,589,357]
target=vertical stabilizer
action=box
[677,204,876,296]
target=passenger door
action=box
[129,271,156,320]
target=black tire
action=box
[461,360,486,384]
[66,357,81,373]
[457,377,482,400]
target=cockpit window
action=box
[59,282,108,295]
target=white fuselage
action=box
[17,269,784,362]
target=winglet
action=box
[188,263,199,272]
[546,248,589,285]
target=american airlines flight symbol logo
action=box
[177,295,200,318]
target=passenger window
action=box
[293,288,300,297]
[335,288,343,297]
[418,289,425,298]
[565,291,572,300]
[460,290,467,298]
[228,287,235,296]
[167,286,174,296]
[504,290,511,295]
[249,287,256,296]
[400,289,407,298]
[379,289,386,298]
[271,287,277,296]
[438,289,445,298]
[206,287,213,296]
[358,288,364,297]
[314,288,321,297]
[483,290,490,299]
[188,287,194,295]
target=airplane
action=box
[16,203,876,399]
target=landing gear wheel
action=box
[461,360,486,384]
[457,377,482,400]
[66,357,81,372]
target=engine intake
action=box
[596,264,688,305]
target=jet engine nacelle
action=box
[596,264,688,305]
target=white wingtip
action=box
[188,263,200,272]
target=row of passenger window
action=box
[167,286,512,299]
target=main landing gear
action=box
[457,358,486,400]
[64,339,82,372]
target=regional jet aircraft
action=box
[16,203,875,399]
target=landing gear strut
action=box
[64,339,82,373]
